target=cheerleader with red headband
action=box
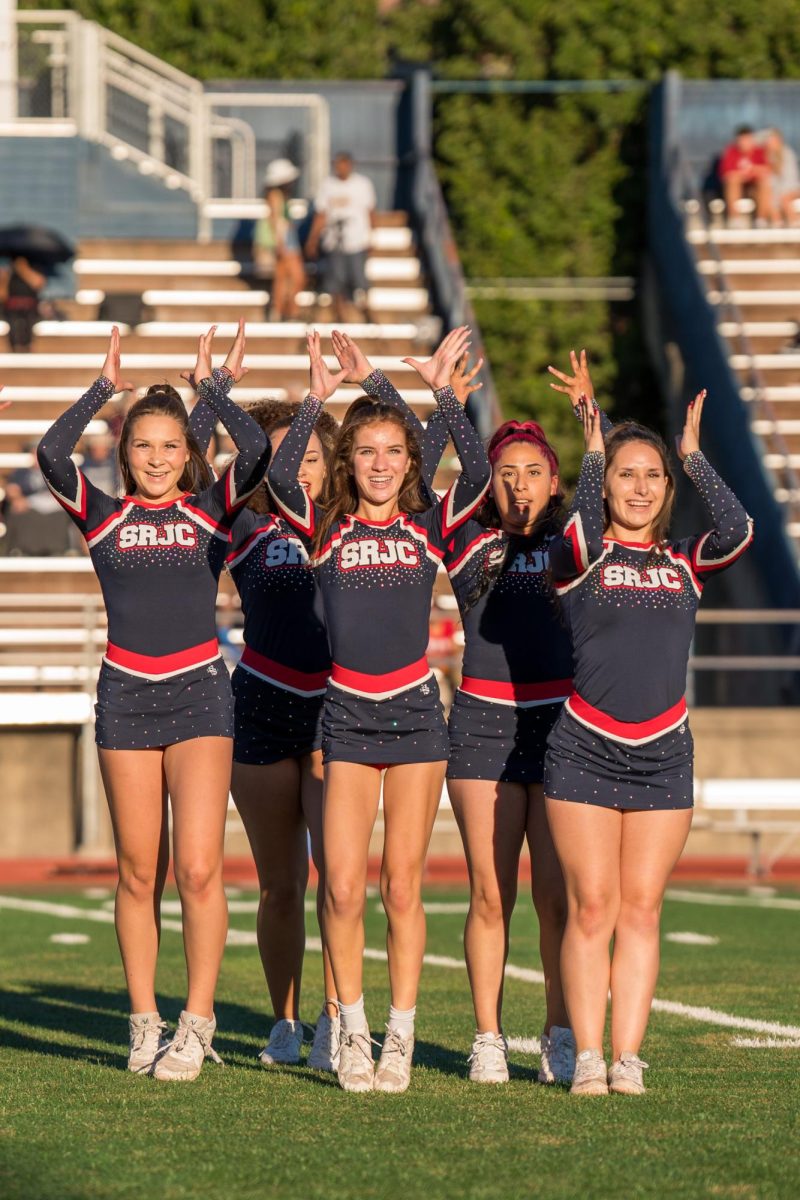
[423,350,605,1086]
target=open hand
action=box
[100,327,134,394]
[578,395,604,455]
[676,390,705,461]
[403,326,471,392]
[192,326,217,385]
[308,330,347,402]
[182,318,249,389]
[450,352,483,407]
[548,349,595,411]
[330,329,372,383]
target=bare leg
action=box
[545,798,622,1052]
[610,808,692,1058]
[98,748,169,1013]
[322,762,382,1004]
[381,761,447,1009]
[723,174,744,219]
[231,758,308,1020]
[448,778,527,1033]
[300,750,338,1014]
[282,251,305,319]
[526,783,569,1031]
[167,737,232,1018]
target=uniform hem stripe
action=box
[460,676,572,707]
[565,692,688,746]
[239,646,329,696]
[104,639,221,680]
[330,657,432,700]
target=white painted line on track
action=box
[665,932,720,945]
[665,888,800,911]
[373,901,469,914]
[3,895,800,1040]
[50,933,90,945]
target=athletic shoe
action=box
[608,1052,649,1095]
[538,1025,576,1085]
[127,1012,169,1074]
[307,1008,340,1072]
[152,1011,223,1082]
[373,1027,414,1094]
[570,1048,608,1096]
[258,1018,303,1066]
[467,1031,509,1083]
[336,1029,375,1093]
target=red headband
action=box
[488,421,559,474]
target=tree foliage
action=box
[23,0,800,471]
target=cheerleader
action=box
[267,327,491,1092]
[544,385,753,1095]
[189,354,341,1071]
[37,326,269,1080]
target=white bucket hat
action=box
[263,158,300,188]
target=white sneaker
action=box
[128,1011,169,1074]
[467,1031,509,1083]
[307,1008,340,1072]
[373,1027,414,1094]
[608,1052,649,1095]
[337,1028,375,1093]
[538,1025,576,1084]
[258,1018,303,1066]
[570,1048,608,1096]
[153,1011,223,1082]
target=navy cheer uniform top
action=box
[548,449,753,746]
[37,375,269,683]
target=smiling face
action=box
[603,440,670,542]
[126,415,190,502]
[270,426,327,502]
[491,441,559,536]
[350,419,411,511]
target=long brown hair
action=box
[118,385,213,495]
[603,421,675,552]
[312,397,427,557]
[243,399,338,515]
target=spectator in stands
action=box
[2,441,73,555]
[764,128,800,227]
[1,256,46,352]
[80,430,119,496]
[306,152,376,322]
[719,125,773,226]
[256,159,305,321]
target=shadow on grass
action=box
[0,981,273,1071]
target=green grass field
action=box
[2,884,799,1200]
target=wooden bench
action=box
[694,778,800,876]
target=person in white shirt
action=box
[306,153,376,321]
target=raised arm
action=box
[186,319,249,456]
[548,348,614,438]
[548,398,607,583]
[191,326,269,517]
[330,328,437,504]
[267,331,346,536]
[677,391,754,574]
[36,327,130,528]
[404,327,491,535]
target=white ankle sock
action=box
[387,1004,416,1038]
[339,995,368,1034]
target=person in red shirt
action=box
[719,125,773,223]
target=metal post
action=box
[0,0,18,122]
[76,20,102,140]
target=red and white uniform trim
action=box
[330,656,433,701]
[239,645,329,697]
[103,638,222,681]
[459,676,573,708]
[565,691,688,746]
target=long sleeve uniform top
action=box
[37,376,269,679]
[547,449,754,744]
[267,370,491,699]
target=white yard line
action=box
[3,895,800,1040]
[665,932,720,945]
[731,1037,800,1049]
[665,889,800,911]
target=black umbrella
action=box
[0,225,75,265]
